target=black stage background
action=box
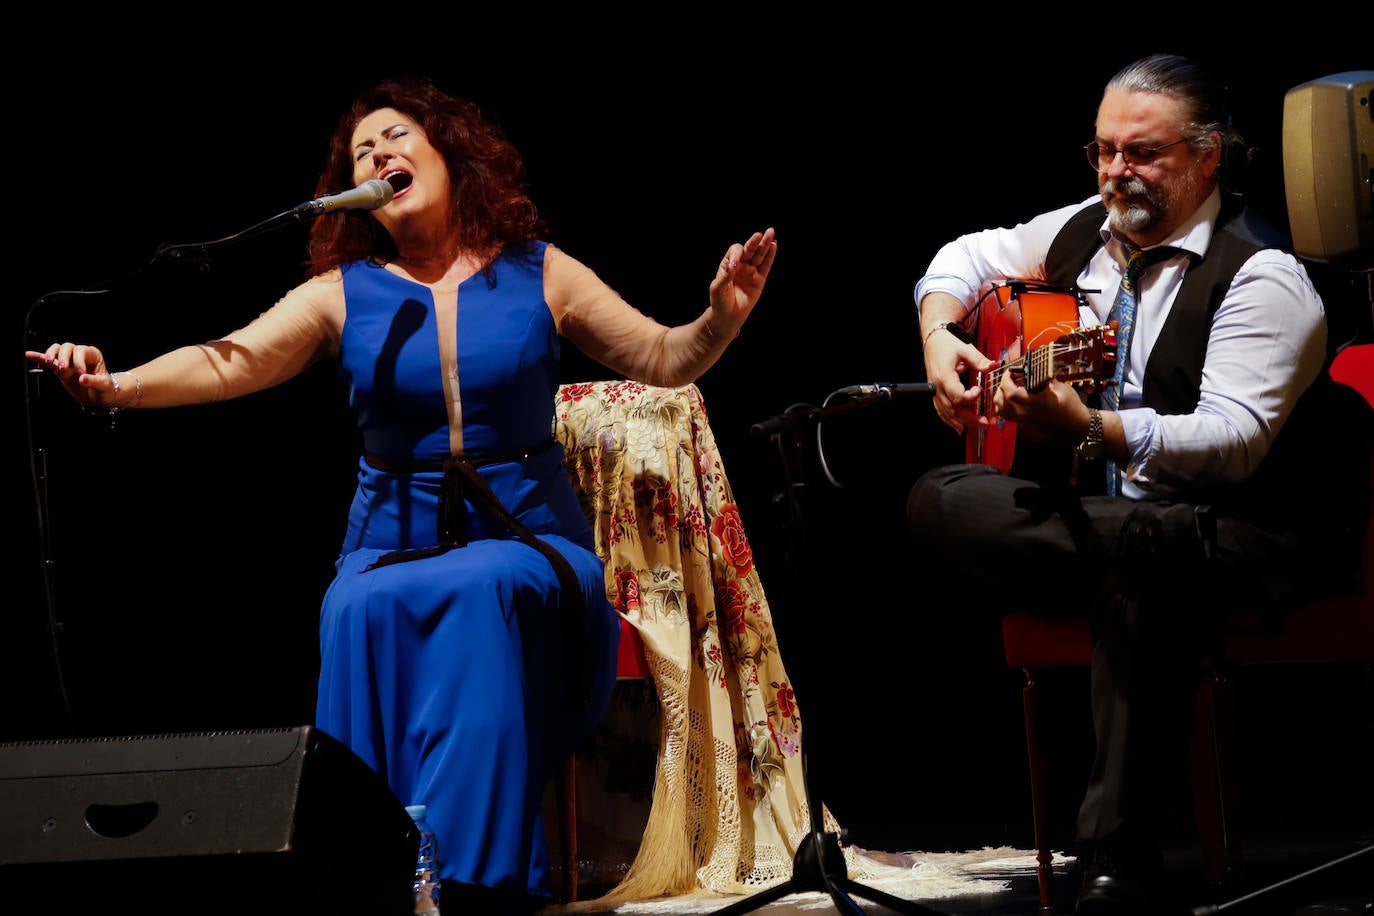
[7,22,1371,855]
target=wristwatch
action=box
[1077,408,1105,460]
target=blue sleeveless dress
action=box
[314,242,620,898]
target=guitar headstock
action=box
[1023,324,1119,392]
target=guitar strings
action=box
[980,337,1105,390]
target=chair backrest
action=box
[1317,343,1374,604]
[1323,341,1374,621]
[1329,342,1374,407]
[554,380,721,662]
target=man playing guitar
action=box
[906,53,1363,916]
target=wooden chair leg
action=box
[1189,669,1226,887]
[1210,669,1243,880]
[556,753,579,901]
[1189,666,1241,891]
[1020,667,1056,915]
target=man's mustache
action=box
[1102,176,1149,197]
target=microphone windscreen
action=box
[363,179,394,207]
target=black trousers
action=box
[906,463,1308,858]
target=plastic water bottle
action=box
[405,804,441,916]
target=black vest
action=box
[1043,196,1370,585]
[1045,194,1280,415]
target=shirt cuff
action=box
[1119,406,1157,474]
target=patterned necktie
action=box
[1102,245,1176,495]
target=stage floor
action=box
[547,829,1372,916]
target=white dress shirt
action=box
[914,188,1328,500]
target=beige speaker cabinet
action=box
[1282,71,1374,266]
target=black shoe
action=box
[1076,872,1148,915]
[1074,845,1166,915]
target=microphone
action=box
[293,178,394,218]
[834,382,936,398]
[749,404,821,439]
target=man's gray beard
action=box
[1108,200,1156,233]
[1102,177,1160,233]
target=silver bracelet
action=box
[109,371,144,413]
[923,321,956,346]
[923,321,972,346]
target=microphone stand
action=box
[151,198,333,266]
[726,386,947,916]
[20,290,102,734]
[711,748,949,916]
[751,386,931,569]
[1189,844,1372,915]
[20,193,337,737]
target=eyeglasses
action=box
[1084,138,1188,171]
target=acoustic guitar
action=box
[959,281,1116,475]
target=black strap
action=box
[364,436,556,474]
[361,438,557,568]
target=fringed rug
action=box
[538,846,1074,914]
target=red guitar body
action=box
[962,281,1116,475]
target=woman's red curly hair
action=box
[307,76,545,278]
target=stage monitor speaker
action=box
[1282,70,1374,267]
[0,725,418,915]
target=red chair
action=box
[1001,343,1374,913]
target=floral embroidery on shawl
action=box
[554,380,846,903]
